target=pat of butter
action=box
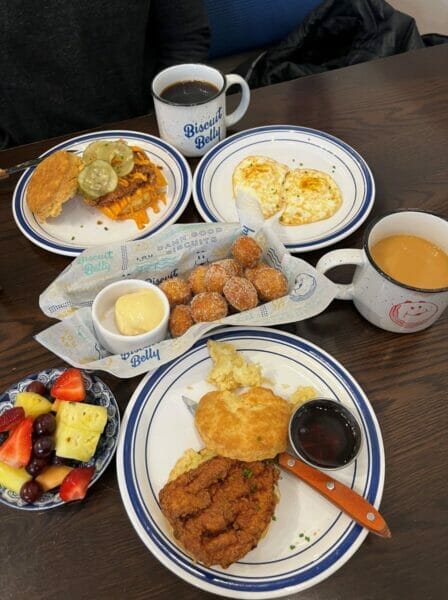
[115,289,165,336]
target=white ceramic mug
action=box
[151,63,250,157]
[316,210,448,333]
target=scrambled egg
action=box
[168,448,216,482]
[207,339,263,391]
[289,385,317,408]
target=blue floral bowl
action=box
[0,368,120,511]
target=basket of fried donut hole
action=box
[157,236,288,338]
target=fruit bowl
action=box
[0,368,120,511]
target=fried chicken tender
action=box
[188,265,208,295]
[190,292,228,322]
[223,276,258,312]
[159,456,279,568]
[231,235,263,268]
[159,277,192,307]
[252,267,288,301]
[169,304,193,337]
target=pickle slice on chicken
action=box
[82,140,134,177]
[110,141,134,176]
[78,159,118,199]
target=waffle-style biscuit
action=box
[195,386,291,461]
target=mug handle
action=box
[316,249,364,300]
[224,74,251,128]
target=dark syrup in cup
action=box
[289,399,361,469]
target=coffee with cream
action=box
[370,234,448,289]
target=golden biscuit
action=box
[26,150,82,222]
[195,386,291,461]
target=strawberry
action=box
[0,407,25,432]
[50,368,86,402]
[59,466,95,502]
[0,416,33,468]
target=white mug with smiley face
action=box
[316,210,448,333]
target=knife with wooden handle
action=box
[278,452,391,538]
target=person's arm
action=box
[150,0,210,71]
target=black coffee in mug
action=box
[160,80,219,104]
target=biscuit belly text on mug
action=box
[183,107,222,150]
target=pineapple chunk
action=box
[36,465,73,491]
[51,399,62,412]
[0,461,32,494]
[56,401,107,434]
[55,424,101,462]
[15,391,52,419]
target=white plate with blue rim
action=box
[12,130,192,257]
[192,125,375,253]
[0,367,120,510]
[117,326,385,598]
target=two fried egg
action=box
[232,155,342,225]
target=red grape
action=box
[33,413,56,436]
[20,480,43,503]
[33,436,54,458]
[26,381,47,396]
[26,456,49,477]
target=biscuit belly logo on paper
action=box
[183,107,223,150]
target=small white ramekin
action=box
[91,279,170,355]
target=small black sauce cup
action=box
[288,398,362,470]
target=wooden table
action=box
[0,44,447,600]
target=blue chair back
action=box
[205,0,323,58]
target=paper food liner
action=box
[36,194,338,378]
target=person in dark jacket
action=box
[0,0,210,148]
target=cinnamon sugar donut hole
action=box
[159,277,192,307]
[244,261,270,284]
[169,304,193,337]
[231,236,263,268]
[190,292,228,322]
[215,258,243,277]
[188,265,208,295]
[223,277,258,312]
[252,267,288,301]
[204,263,228,293]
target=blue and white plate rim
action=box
[12,129,193,256]
[0,367,120,511]
[116,326,385,598]
[192,125,375,252]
